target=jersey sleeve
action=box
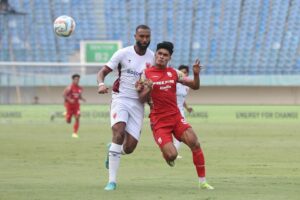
[105,49,124,70]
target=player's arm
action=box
[63,86,74,103]
[137,80,152,103]
[183,101,193,113]
[79,94,86,102]
[136,71,153,103]
[178,59,202,90]
[97,49,123,94]
[97,66,112,93]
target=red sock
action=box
[192,148,206,178]
[73,119,79,134]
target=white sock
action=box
[108,143,122,183]
[199,177,206,183]
[120,145,126,155]
[173,138,182,151]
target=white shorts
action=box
[110,97,144,140]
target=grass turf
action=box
[0,105,299,200]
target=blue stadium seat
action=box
[1,0,300,75]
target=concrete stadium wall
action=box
[1,86,300,105]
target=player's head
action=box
[134,24,151,51]
[72,74,80,85]
[178,65,189,76]
[155,41,174,68]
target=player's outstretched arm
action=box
[97,66,112,94]
[179,59,202,90]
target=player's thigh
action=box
[110,99,130,127]
[180,128,201,150]
[74,106,81,120]
[125,100,144,141]
[173,113,191,141]
[153,126,174,149]
[111,122,127,144]
[65,107,73,123]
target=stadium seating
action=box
[0,0,300,75]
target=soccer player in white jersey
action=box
[174,65,194,156]
[97,25,154,191]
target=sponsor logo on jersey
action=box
[167,72,172,77]
[73,93,80,98]
[152,79,175,85]
[159,85,171,90]
[126,69,142,77]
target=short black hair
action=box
[135,24,150,33]
[72,74,80,79]
[178,65,189,73]
[156,41,174,55]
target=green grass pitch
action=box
[0,105,299,200]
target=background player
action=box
[174,65,194,157]
[97,25,154,191]
[136,41,214,189]
[63,74,86,138]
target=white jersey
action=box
[106,46,154,99]
[176,83,189,117]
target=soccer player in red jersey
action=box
[136,41,214,189]
[63,74,86,138]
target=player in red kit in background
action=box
[63,74,86,138]
[136,41,214,189]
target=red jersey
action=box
[143,66,185,119]
[64,84,83,105]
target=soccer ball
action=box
[53,15,76,37]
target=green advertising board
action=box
[80,41,122,63]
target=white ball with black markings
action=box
[53,15,76,37]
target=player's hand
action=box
[143,79,153,90]
[187,107,193,113]
[135,80,144,92]
[98,84,109,94]
[193,59,204,75]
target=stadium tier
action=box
[0,0,300,75]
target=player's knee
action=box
[112,128,125,143]
[123,145,135,154]
[189,140,200,151]
[164,151,178,161]
[66,118,71,123]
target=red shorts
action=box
[65,103,80,120]
[150,112,191,149]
